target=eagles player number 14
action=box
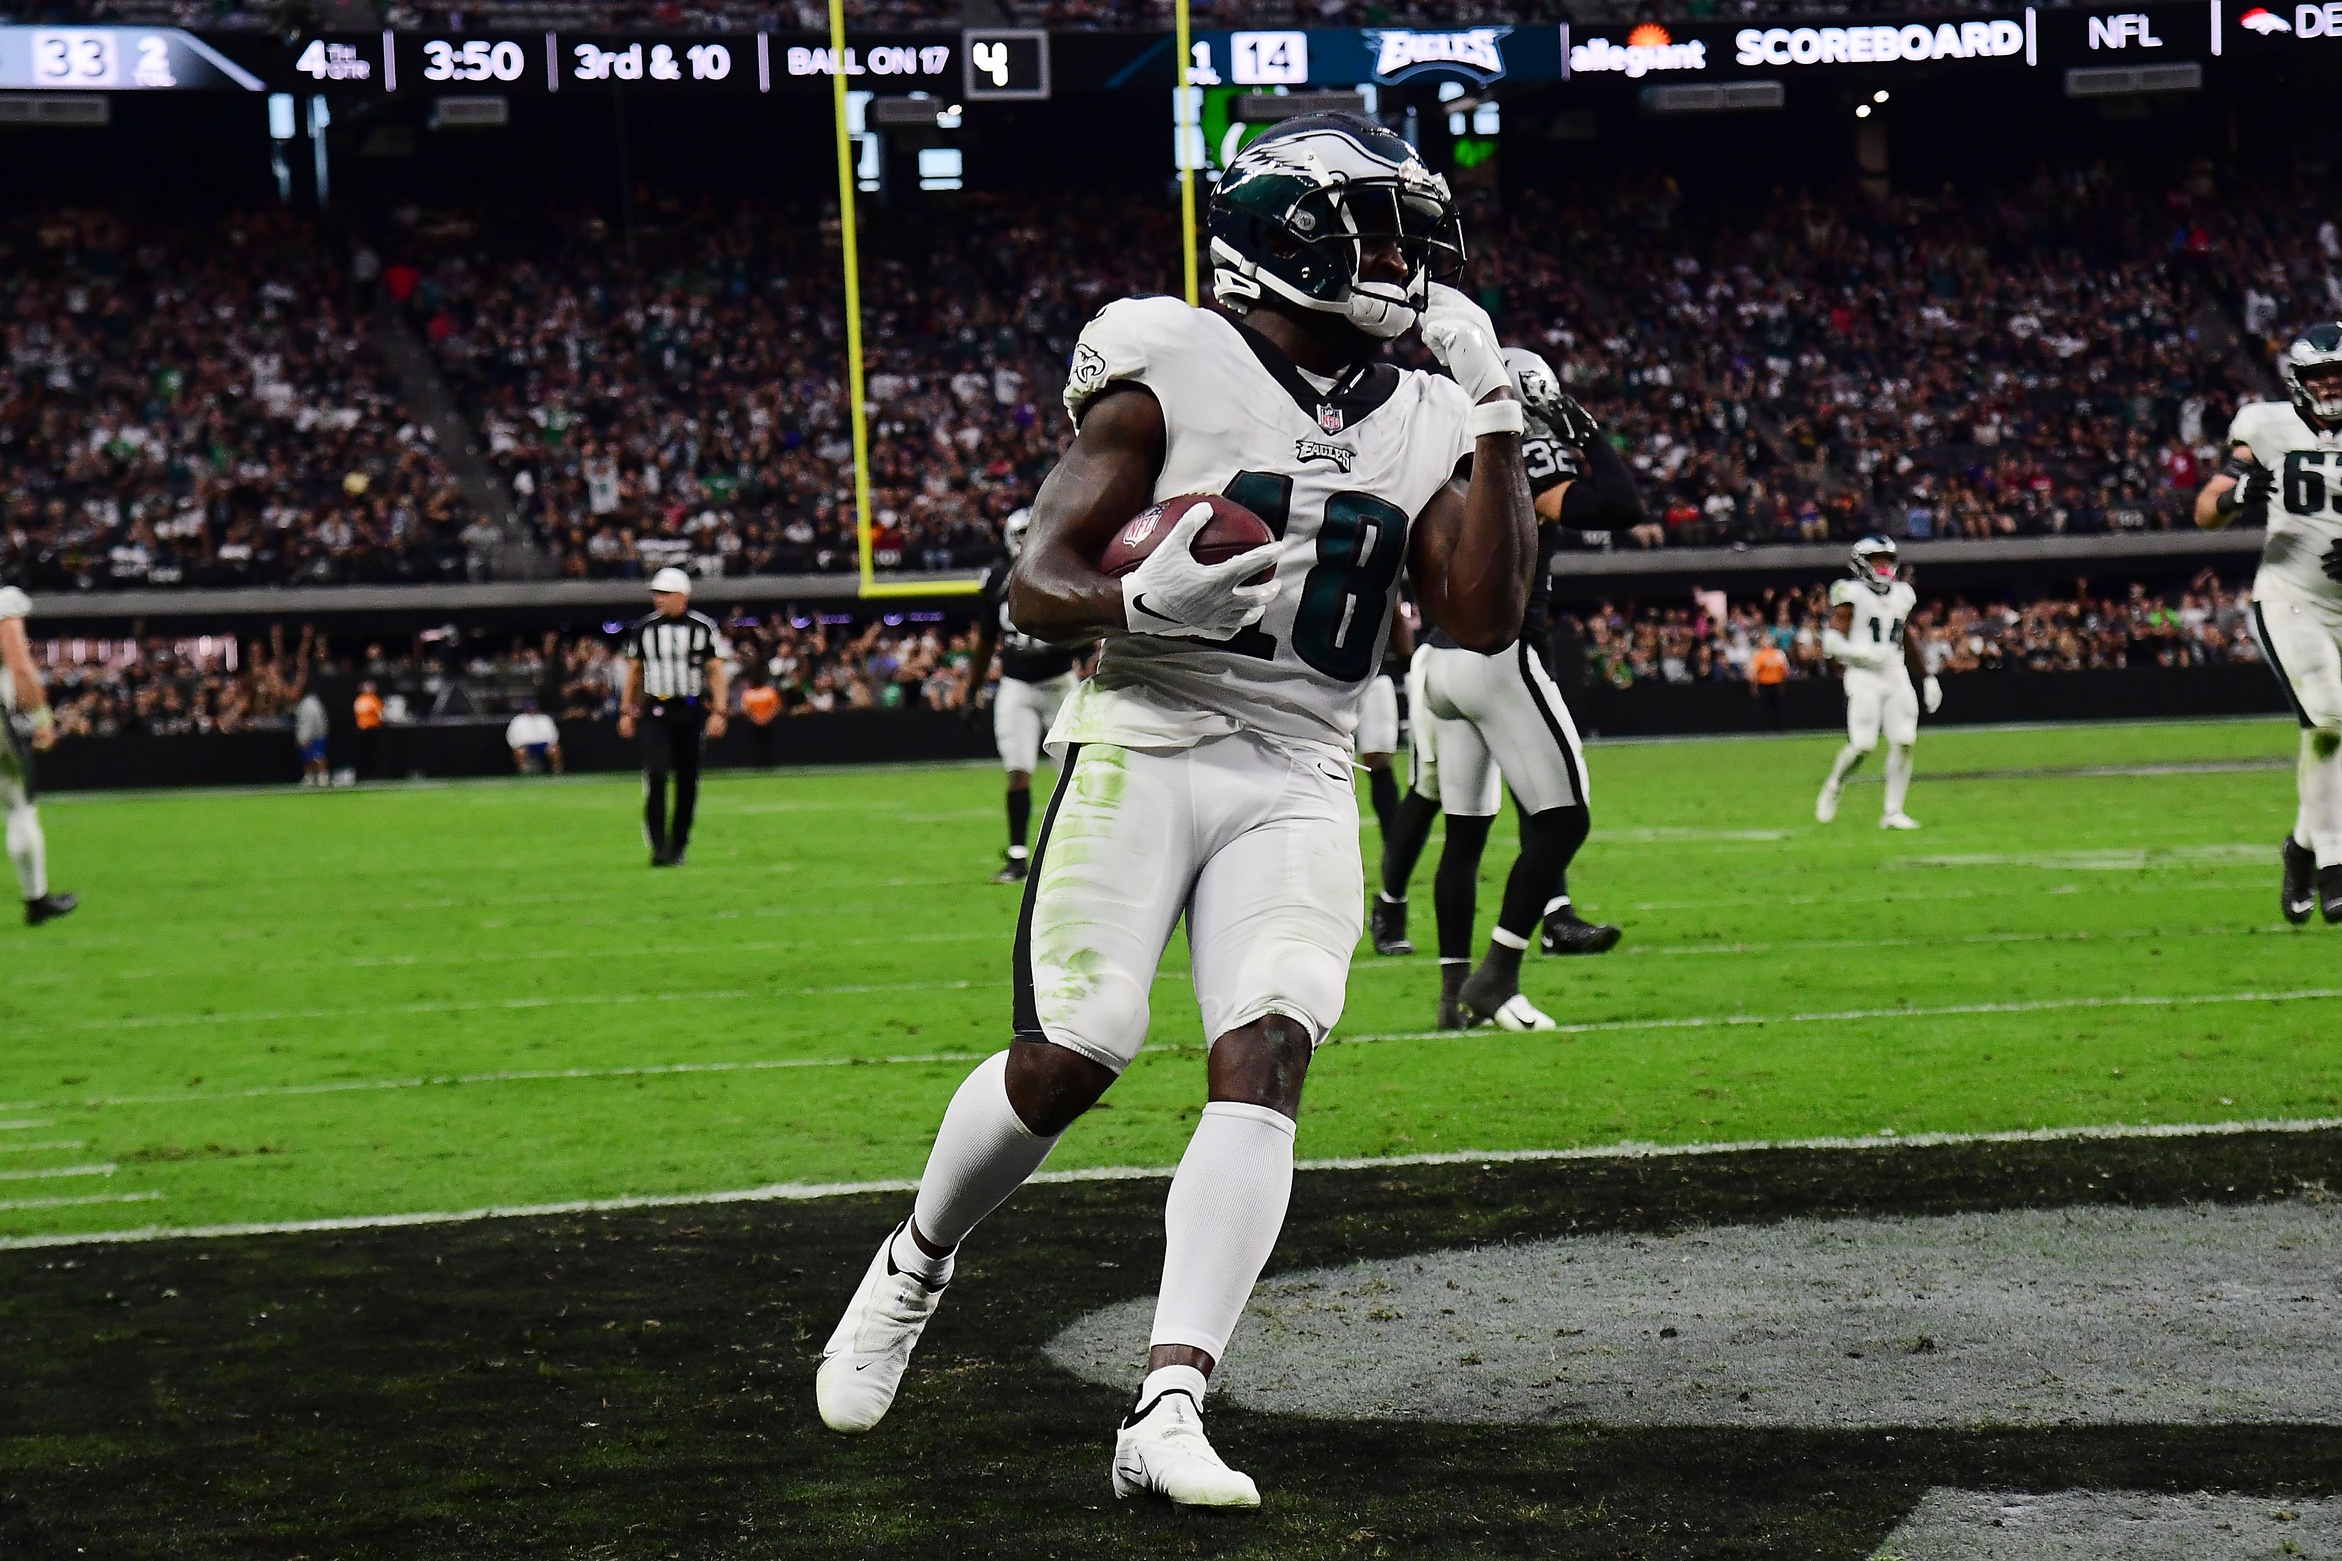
[1220,471,1409,682]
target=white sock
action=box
[1883,743,1914,817]
[1543,894,1569,915]
[1825,743,1869,790]
[1489,925,1529,951]
[6,804,45,901]
[908,1050,1060,1253]
[1149,1101,1296,1363]
[1376,889,1404,906]
[1135,1362,1209,1416]
[2306,733,2342,868]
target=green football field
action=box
[5,716,2335,1245]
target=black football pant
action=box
[640,700,707,858]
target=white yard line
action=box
[1330,985,2342,1046]
[2,1115,2334,1253]
[0,1120,54,1131]
[0,1192,162,1214]
[18,982,2331,1116]
[0,1163,114,1182]
[0,1141,85,1154]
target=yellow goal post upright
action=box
[830,0,981,600]
[1175,0,1198,306]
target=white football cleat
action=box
[815,1222,952,1434]
[1880,812,1921,830]
[1815,783,1840,823]
[1112,1390,1261,1508]
[1488,992,1558,1031]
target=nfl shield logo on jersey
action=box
[1317,404,1345,435]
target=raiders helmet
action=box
[1003,507,1033,560]
[1209,112,1464,342]
[1850,534,1899,591]
[2279,323,2342,427]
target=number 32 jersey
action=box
[1051,296,1475,760]
[2231,399,2342,607]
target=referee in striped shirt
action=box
[618,567,729,867]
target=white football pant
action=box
[1354,673,1399,758]
[2254,587,2342,866]
[994,672,1076,775]
[1842,667,1919,753]
[1015,733,1362,1071]
[1416,639,1590,818]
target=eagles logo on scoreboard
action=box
[962,28,1048,99]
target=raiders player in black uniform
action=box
[1370,352,1642,1025]
[966,509,1093,882]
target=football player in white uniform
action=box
[1,585,78,925]
[1814,536,1941,829]
[2197,322,2342,922]
[813,114,1537,1507]
[967,508,1093,883]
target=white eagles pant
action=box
[2255,588,2342,732]
[1843,666,1920,752]
[2,716,43,901]
[1416,639,1590,818]
[1015,733,1364,1072]
[1355,673,1400,758]
[993,672,1075,775]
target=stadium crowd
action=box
[1563,571,2263,691]
[28,574,2258,738]
[3,160,2329,597]
[0,209,480,597]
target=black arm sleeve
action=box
[1556,434,1645,529]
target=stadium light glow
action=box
[1873,88,1889,101]
[1856,103,1871,116]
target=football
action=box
[1098,493,1276,582]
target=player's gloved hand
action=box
[2215,458,2273,521]
[1120,500,1279,639]
[1821,627,1885,671]
[1922,675,1943,714]
[1421,283,1511,406]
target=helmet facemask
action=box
[2282,323,2342,427]
[1210,116,1463,343]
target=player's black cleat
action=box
[1539,907,1622,956]
[2283,837,2317,924]
[649,849,675,868]
[2321,863,2342,925]
[24,892,77,926]
[992,853,1029,884]
[1437,963,1470,1030]
[1458,959,1559,1032]
[1370,895,1413,956]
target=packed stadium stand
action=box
[6,158,2315,600]
[0,209,481,596]
[25,572,2260,739]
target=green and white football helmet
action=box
[1208,112,1464,342]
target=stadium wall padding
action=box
[33,666,2291,793]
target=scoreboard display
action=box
[0,26,263,91]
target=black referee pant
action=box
[639,699,707,861]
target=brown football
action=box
[1098,493,1276,583]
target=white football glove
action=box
[1922,674,1943,714]
[1420,282,1511,406]
[1821,628,1890,672]
[1119,501,1280,639]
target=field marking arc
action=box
[2,1114,2335,1253]
[13,984,2340,1116]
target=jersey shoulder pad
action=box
[1890,581,1917,613]
[1827,578,1861,608]
[0,586,28,620]
[1064,295,1196,422]
[2229,400,2298,460]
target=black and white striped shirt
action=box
[625,610,724,701]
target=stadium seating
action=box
[0,209,479,595]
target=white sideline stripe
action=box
[73,978,996,1032]
[4,1115,2336,1253]
[33,1052,993,1111]
[0,1141,86,1154]
[0,1120,53,1131]
[0,1192,163,1214]
[18,984,2335,1116]
[1330,985,2342,1046]
[0,1163,114,1182]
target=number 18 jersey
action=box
[1051,296,1475,760]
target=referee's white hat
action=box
[649,566,693,595]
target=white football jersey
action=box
[1051,296,1474,758]
[2231,399,2342,605]
[0,585,26,713]
[1828,576,1916,678]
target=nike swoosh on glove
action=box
[1120,501,1280,639]
[1421,282,1512,406]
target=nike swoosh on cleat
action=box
[2291,898,2316,914]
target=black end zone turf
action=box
[3,1130,2338,1558]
